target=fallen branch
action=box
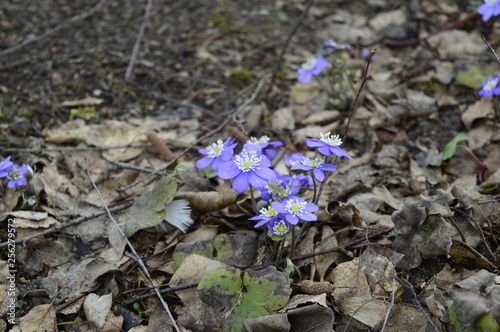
[0,201,133,249]
[0,0,108,58]
[84,159,180,332]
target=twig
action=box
[0,144,151,153]
[384,12,479,47]
[117,77,267,192]
[0,201,133,249]
[265,0,316,99]
[396,277,440,332]
[255,227,394,270]
[84,159,180,332]
[481,35,500,64]
[121,282,199,306]
[451,207,496,261]
[103,157,168,175]
[125,0,154,81]
[381,278,396,332]
[0,0,107,58]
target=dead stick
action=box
[265,0,316,98]
[0,201,133,249]
[84,159,180,332]
[0,0,107,58]
[125,0,154,81]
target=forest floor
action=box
[0,0,499,331]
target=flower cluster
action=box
[0,156,30,189]
[478,0,500,22]
[196,132,352,237]
[478,75,500,98]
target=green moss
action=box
[69,106,97,120]
[19,108,40,118]
[223,68,255,88]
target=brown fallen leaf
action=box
[175,184,242,212]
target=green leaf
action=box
[122,175,177,236]
[197,266,291,332]
[475,313,499,332]
[442,133,468,160]
[456,63,493,89]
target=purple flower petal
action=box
[232,172,250,193]
[195,157,213,169]
[218,161,240,179]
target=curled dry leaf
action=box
[175,184,241,212]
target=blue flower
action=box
[297,57,329,84]
[305,132,353,159]
[218,145,276,193]
[267,218,291,236]
[478,0,500,21]
[478,76,500,98]
[324,40,351,52]
[196,137,237,171]
[271,196,318,224]
[0,156,14,178]
[6,164,28,188]
[250,205,282,228]
[291,157,336,181]
[259,174,301,201]
[246,136,283,159]
[284,153,305,167]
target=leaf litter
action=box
[0,1,500,331]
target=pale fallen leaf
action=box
[19,303,56,332]
[84,293,113,328]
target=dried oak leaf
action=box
[175,184,241,212]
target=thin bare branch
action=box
[0,0,107,58]
[125,0,154,81]
[84,159,180,332]
[0,201,133,249]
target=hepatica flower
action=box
[6,164,28,188]
[297,57,328,84]
[267,218,291,236]
[218,145,276,193]
[478,0,500,21]
[272,196,318,224]
[0,156,14,178]
[324,40,351,52]
[291,157,336,181]
[196,137,237,171]
[247,136,283,159]
[305,132,353,159]
[250,205,281,227]
[478,76,500,98]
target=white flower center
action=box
[272,220,289,236]
[320,132,342,146]
[235,150,261,172]
[8,168,22,180]
[285,199,306,215]
[301,58,317,70]
[487,0,498,5]
[249,136,270,144]
[260,206,278,218]
[485,78,498,91]
[301,157,324,168]
[207,139,225,158]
